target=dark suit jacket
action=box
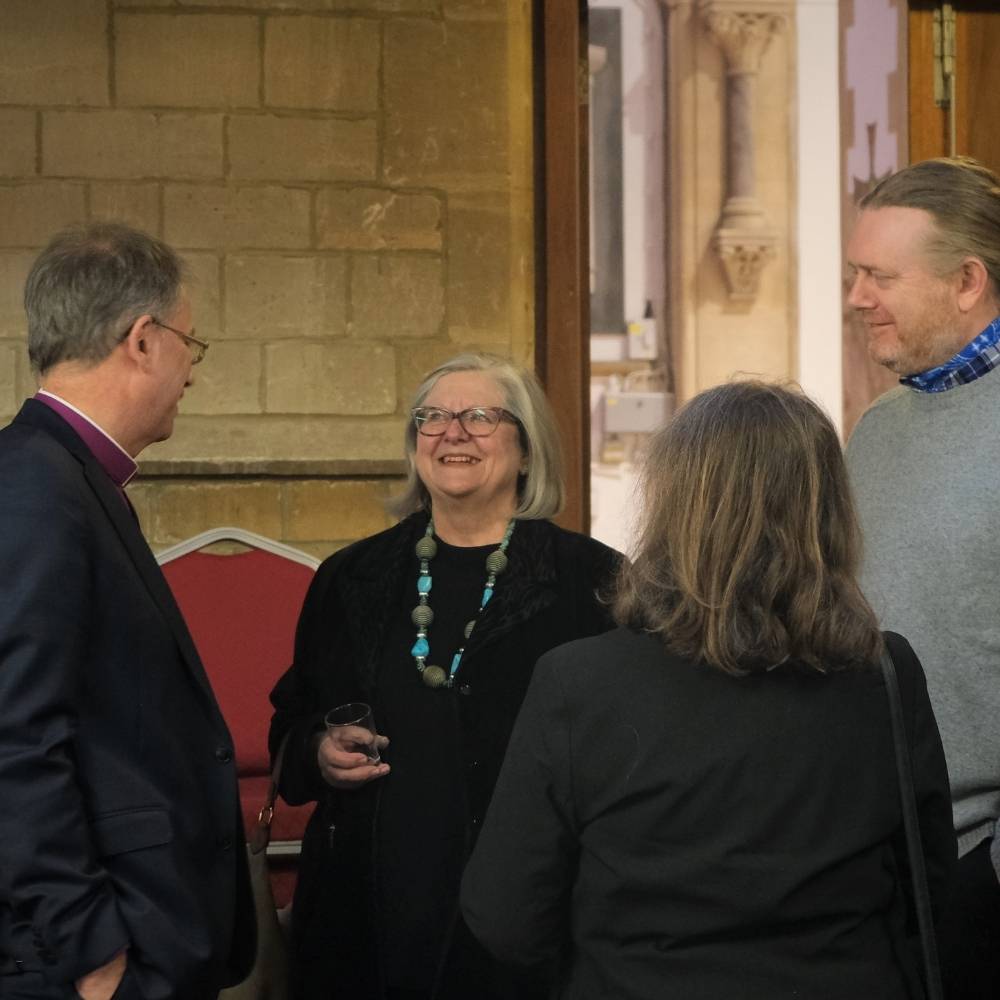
[462,628,957,1000]
[0,400,254,999]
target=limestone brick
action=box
[444,0,506,19]
[447,194,510,342]
[115,0,172,6]
[0,253,33,338]
[351,255,444,340]
[115,14,259,109]
[182,342,262,415]
[229,116,375,183]
[164,185,310,250]
[264,341,396,415]
[395,341,490,407]
[264,18,379,112]
[0,111,36,178]
[384,19,507,189]
[151,482,284,546]
[44,112,223,181]
[317,188,442,251]
[89,183,160,235]
[144,414,406,462]
[123,482,156,534]
[0,182,86,248]
[187,0,434,9]
[225,255,347,340]
[0,342,17,417]
[184,253,222,340]
[0,0,108,107]
[282,480,393,542]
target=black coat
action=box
[0,400,254,999]
[269,512,620,999]
[462,628,957,1000]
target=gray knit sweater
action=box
[847,372,1000,859]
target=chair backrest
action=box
[158,527,318,906]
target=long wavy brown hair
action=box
[612,381,883,675]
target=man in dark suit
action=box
[0,223,254,999]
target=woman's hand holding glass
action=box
[317,702,390,789]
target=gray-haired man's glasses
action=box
[412,406,518,437]
[152,319,209,365]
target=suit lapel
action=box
[16,401,225,722]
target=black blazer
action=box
[462,628,957,1000]
[0,400,254,999]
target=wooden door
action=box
[909,2,1000,170]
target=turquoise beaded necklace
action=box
[410,518,516,689]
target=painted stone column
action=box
[701,2,786,301]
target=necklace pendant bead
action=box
[417,574,433,595]
[485,550,508,574]
[415,535,438,560]
[412,605,434,628]
[422,664,447,688]
[411,636,430,658]
[481,587,493,606]
[463,619,475,639]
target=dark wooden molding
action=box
[535,0,590,534]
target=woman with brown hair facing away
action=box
[462,380,956,1000]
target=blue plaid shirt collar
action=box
[901,315,1000,393]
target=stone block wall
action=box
[0,0,534,557]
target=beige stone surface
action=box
[395,341,490,407]
[44,112,222,181]
[182,342,262,415]
[144,413,406,462]
[89,183,161,234]
[444,0,506,19]
[283,480,393,542]
[187,0,434,8]
[115,14,259,109]
[265,18,379,112]
[164,185,310,249]
[265,341,396,414]
[14,347,35,399]
[0,342,17,417]
[123,482,156,533]
[0,183,86,248]
[184,253,222,340]
[0,111,37,178]
[229,116,376,182]
[447,195,510,342]
[226,255,347,340]
[384,19,508,189]
[152,481,284,545]
[317,188,442,251]
[0,253,34,337]
[351,256,444,340]
[0,0,108,106]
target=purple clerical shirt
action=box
[34,391,138,510]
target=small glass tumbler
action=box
[324,702,380,764]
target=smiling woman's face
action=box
[414,370,525,515]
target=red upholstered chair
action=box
[157,527,318,908]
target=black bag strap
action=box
[879,647,944,1000]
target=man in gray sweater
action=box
[846,157,1000,1000]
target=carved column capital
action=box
[702,7,786,74]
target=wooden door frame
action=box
[534,0,590,534]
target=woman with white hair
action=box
[269,353,620,1000]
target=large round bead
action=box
[485,549,508,574]
[422,664,447,688]
[411,605,434,628]
[415,535,438,560]
[463,619,476,639]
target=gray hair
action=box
[24,222,186,375]
[389,353,565,521]
[859,156,1000,305]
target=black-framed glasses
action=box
[152,318,209,365]
[412,406,517,437]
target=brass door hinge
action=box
[933,3,956,109]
